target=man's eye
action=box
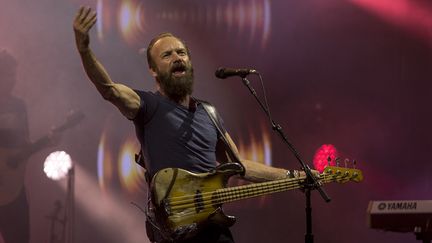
[162,52,170,58]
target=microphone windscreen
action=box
[215,67,227,79]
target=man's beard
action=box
[157,61,194,103]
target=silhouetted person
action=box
[0,50,31,243]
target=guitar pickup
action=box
[194,190,205,213]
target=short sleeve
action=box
[132,90,159,124]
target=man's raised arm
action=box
[73,6,140,119]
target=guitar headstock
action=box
[322,166,363,183]
[52,109,85,133]
[65,109,85,127]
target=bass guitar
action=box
[150,162,363,241]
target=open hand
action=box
[73,6,97,52]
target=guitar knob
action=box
[344,171,350,177]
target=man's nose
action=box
[172,52,183,61]
[172,57,183,64]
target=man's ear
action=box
[149,67,157,78]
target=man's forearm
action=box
[241,159,288,182]
[79,49,116,100]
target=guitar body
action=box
[0,147,27,206]
[150,163,244,241]
[149,163,363,241]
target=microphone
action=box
[215,67,257,79]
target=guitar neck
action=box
[212,167,362,205]
[26,136,52,156]
[7,110,84,167]
[213,176,308,205]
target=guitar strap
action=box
[134,151,150,183]
[199,100,245,175]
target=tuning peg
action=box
[335,157,341,167]
[352,159,357,169]
[344,158,349,168]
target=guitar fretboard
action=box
[212,176,307,205]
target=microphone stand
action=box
[240,75,331,243]
[66,166,75,243]
[46,201,64,243]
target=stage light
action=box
[119,2,132,30]
[117,138,144,194]
[117,0,146,44]
[96,0,104,40]
[313,144,338,173]
[350,0,432,43]
[262,0,271,47]
[97,130,144,194]
[43,150,75,243]
[43,151,73,181]
[237,124,272,167]
[135,2,146,32]
[97,0,271,48]
[97,132,113,192]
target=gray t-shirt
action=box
[133,91,224,178]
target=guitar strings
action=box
[168,176,307,207]
[166,173,350,213]
[170,179,305,211]
[165,175,344,219]
[169,175,319,208]
[168,174,328,205]
[163,174,350,220]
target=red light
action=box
[313,144,338,172]
[351,0,432,42]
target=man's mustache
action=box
[170,61,188,72]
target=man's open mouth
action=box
[171,64,187,76]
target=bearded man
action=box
[73,6,310,243]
